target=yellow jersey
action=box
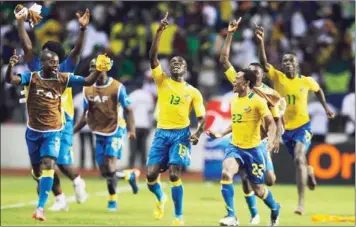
[152,64,205,129]
[230,92,271,149]
[224,66,281,118]
[61,88,74,120]
[266,64,320,130]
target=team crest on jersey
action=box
[244,106,252,113]
[184,94,190,101]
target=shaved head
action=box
[40,50,58,62]
[40,50,59,77]
[169,56,187,82]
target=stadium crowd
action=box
[1,1,354,135]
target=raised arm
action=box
[6,50,22,85]
[219,18,241,71]
[68,9,90,65]
[315,88,335,119]
[254,24,269,71]
[16,15,33,62]
[149,12,169,69]
[83,54,112,86]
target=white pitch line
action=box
[1,183,167,210]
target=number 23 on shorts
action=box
[111,137,122,151]
[178,144,188,159]
[252,163,264,179]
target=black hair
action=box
[42,41,65,63]
[283,51,297,57]
[249,62,264,69]
[249,62,268,73]
[241,68,257,88]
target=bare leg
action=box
[294,142,307,215]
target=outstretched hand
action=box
[76,8,90,28]
[205,130,223,139]
[189,133,200,145]
[326,108,335,119]
[9,49,21,66]
[158,12,169,32]
[128,131,137,140]
[254,22,265,44]
[96,54,113,72]
[228,17,242,33]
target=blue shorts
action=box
[26,128,62,165]
[224,143,266,184]
[95,127,126,166]
[260,140,274,172]
[56,116,74,165]
[147,127,191,172]
[282,122,312,159]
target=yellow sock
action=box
[108,194,117,201]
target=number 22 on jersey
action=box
[232,113,242,123]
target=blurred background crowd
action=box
[1,1,354,168]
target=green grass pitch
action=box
[1,176,354,226]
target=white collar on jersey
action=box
[94,77,113,88]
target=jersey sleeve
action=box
[266,64,283,82]
[258,99,272,118]
[26,55,41,71]
[151,64,167,85]
[225,66,238,84]
[118,85,131,108]
[18,72,31,85]
[192,89,206,118]
[304,76,320,92]
[83,98,88,110]
[82,87,89,110]
[67,74,85,87]
[59,57,78,73]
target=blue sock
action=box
[171,179,183,219]
[37,169,54,209]
[262,187,278,211]
[245,192,258,217]
[147,179,163,202]
[221,181,235,217]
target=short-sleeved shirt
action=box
[230,92,271,149]
[151,64,205,129]
[266,64,320,130]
